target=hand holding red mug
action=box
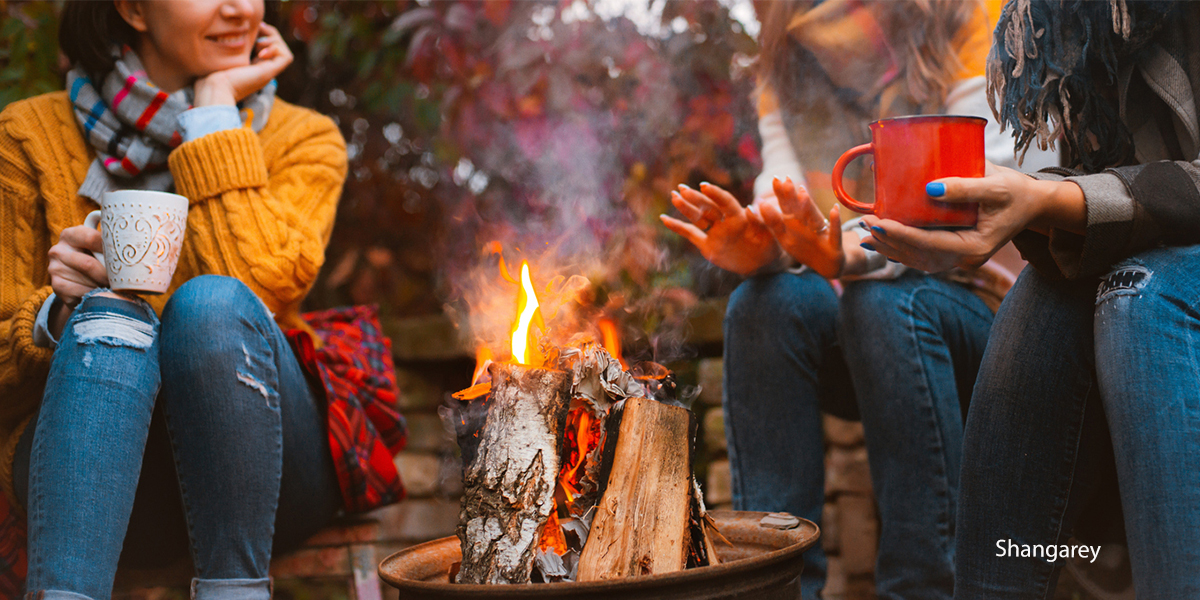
[857,162,1087,272]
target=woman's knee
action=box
[161,276,269,334]
[1093,250,1200,411]
[725,271,838,336]
[66,290,159,351]
[1093,250,1196,335]
[159,276,274,367]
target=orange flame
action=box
[597,318,626,369]
[538,508,569,555]
[451,346,494,401]
[511,262,544,366]
[559,407,604,507]
[472,346,493,386]
[538,406,604,555]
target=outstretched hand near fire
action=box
[758,177,847,279]
[660,182,781,276]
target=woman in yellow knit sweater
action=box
[0,1,348,599]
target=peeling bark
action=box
[455,362,571,584]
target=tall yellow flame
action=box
[511,262,540,365]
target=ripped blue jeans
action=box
[956,245,1200,598]
[12,275,342,600]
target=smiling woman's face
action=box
[116,0,265,91]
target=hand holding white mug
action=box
[47,224,109,309]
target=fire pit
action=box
[430,252,817,594]
[379,510,819,600]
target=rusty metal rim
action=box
[378,513,819,596]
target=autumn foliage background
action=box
[0,0,764,361]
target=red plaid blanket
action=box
[0,305,406,598]
[287,305,408,512]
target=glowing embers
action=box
[558,406,604,510]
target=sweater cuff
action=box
[168,127,269,204]
[32,292,60,349]
[1051,172,1134,279]
[11,286,55,375]
[840,217,908,280]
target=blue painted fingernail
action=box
[870,225,886,235]
[926,182,945,197]
[860,242,875,251]
[858,221,870,230]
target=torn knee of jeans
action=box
[1096,259,1152,305]
[236,370,279,408]
[71,311,156,350]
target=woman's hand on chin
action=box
[758,177,847,279]
[194,22,293,107]
[660,182,781,276]
[856,162,1085,273]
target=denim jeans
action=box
[956,245,1200,599]
[724,270,993,600]
[12,275,342,600]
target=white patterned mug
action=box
[84,190,189,294]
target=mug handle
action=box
[832,143,876,214]
[83,210,105,264]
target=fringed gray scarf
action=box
[986,0,1179,171]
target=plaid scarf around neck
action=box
[67,45,276,202]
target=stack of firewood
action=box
[445,343,722,584]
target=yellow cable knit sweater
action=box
[0,92,347,506]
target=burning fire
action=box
[558,407,604,508]
[472,346,493,386]
[456,253,628,561]
[598,318,625,369]
[511,262,541,366]
[540,510,569,555]
[450,248,717,583]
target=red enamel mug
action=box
[832,115,985,228]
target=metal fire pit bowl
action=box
[378,510,819,600]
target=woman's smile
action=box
[206,31,250,50]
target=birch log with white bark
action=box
[455,362,572,584]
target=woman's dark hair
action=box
[987,0,1179,171]
[59,0,282,80]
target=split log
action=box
[455,362,572,584]
[577,397,694,581]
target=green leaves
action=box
[0,1,61,111]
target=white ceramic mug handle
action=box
[83,210,105,264]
